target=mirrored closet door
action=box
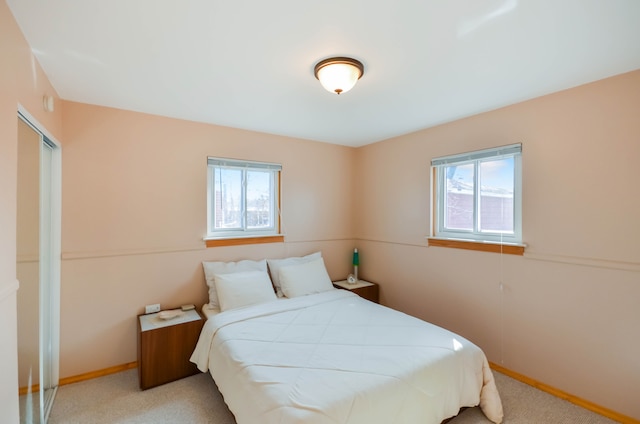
[17,112,61,424]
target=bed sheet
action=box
[191,289,502,424]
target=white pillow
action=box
[279,256,335,298]
[214,270,277,311]
[267,252,322,297]
[202,259,268,309]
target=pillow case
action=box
[267,252,321,297]
[202,259,268,309]
[214,270,277,311]
[278,256,335,298]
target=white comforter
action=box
[191,290,503,424]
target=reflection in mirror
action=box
[17,115,59,423]
[17,117,42,422]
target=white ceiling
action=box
[7,0,640,147]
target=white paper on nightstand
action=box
[333,280,374,290]
[139,309,200,332]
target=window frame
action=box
[206,157,283,245]
[431,143,523,246]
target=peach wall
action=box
[4,0,639,420]
[59,101,357,377]
[354,70,640,419]
[1,1,62,422]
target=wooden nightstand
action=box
[137,309,204,390]
[333,280,379,303]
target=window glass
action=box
[246,170,273,229]
[479,157,514,233]
[432,144,521,244]
[444,163,474,231]
[207,158,281,238]
[213,167,242,230]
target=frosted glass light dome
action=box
[314,57,364,95]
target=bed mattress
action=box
[191,289,502,424]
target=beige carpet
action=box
[48,369,619,424]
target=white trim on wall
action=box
[523,251,640,273]
[61,245,207,260]
[358,237,639,273]
[61,238,357,261]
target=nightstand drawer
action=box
[137,309,203,390]
[333,280,379,303]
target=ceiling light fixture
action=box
[314,57,364,95]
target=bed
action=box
[191,253,503,424]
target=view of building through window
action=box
[444,157,515,234]
[213,168,273,230]
[432,143,521,244]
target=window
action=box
[431,144,522,246]
[206,158,282,244]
